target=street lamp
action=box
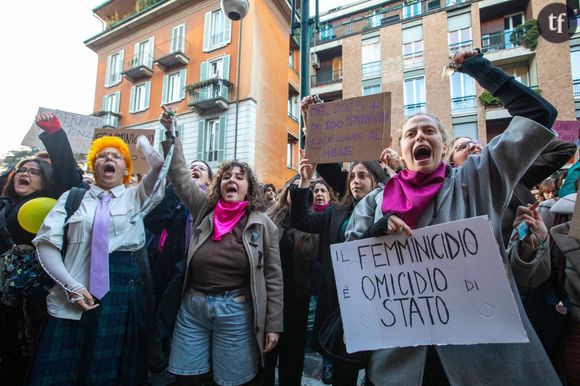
[221,0,249,159]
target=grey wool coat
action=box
[162,138,284,361]
[345,116,561,385]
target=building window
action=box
[403,25,424,70]
[289,50,294,69]
[362,36,381,79]
[206,119,220,162]
[162,69,187,104]
[369,12,382,28]
[572,50,580,98]
[362,81,381,96]
[404,76,426,116]
[209,57,224,78]
[452,122,478,139]
[203,9,231,51]
[102,92,121,127]
[130,82,150,113]
[403,1,423,19]
[448,13,472,52]
[105,50,124,87]
[171,24,186,53]
[132,38,154,69]
[320,24,334,41]
[287,135,298,169]
[288,95,299,120]
[450,72,476,113]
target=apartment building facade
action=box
[85,0,301,187]
[310,0,579,144]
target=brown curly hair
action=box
[207,160,263,212]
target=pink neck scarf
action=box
[381,162,446,229]
[213,199,248,240]
[313,203,330,213]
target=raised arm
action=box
[159,108,207,216]
[37,113,83,196]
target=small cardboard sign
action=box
[569,197,580,241]
[22,107,103,153]
[305,93,391,163]
[330,216,528,353]
[552,120,580,143]
[93,128,156,175]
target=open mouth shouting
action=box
[413,145,432,164]
[224,184,239,200]
[191,169,201,179]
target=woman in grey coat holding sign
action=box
[344,50,561,385]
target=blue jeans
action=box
[168,288,258,386]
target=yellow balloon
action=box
[18,197,57,234]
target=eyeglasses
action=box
[15,167,42,177]
[190,163,208,172]
[454,140,481,152]
[96,152,124,161]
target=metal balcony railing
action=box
[573,79,580,98]
[362,61,381,79]
[451,95,476,112]
[403,51,424,70]
[154,37,191,70]
[312,0,473,44]
[187,78,232,114]
[481,29,523,53]
[311,69,343,87]
[404,102,427,116]
[93,111,121,128]
[449,40,472,52]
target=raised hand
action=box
[299,149,316,188]
[160,105,176,133]
[36,113,62,133]
[379,147,400,170]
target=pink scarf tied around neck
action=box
[212,199,248,240]
[380,162,446,229]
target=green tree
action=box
[0,148,39,170]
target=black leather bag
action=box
[318,308,370,369]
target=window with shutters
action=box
[403,26,424,70]
[130,82,150,113]
[162,70,187,104]
[206,119,220,162]
[102,92,121,127]
[171,24,186,53]
[450,72,476,113]
[105,51,123,87]
[203,9,231,51]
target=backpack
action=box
[61,186,88,258]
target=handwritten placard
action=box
[569,196,580,241]
[93,128,156,175]
[552,120,580,143]
[330,216,528,353]
[305,93,391,163]
[22,107,103,153]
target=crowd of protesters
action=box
[0,48,579,386]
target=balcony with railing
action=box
[312,0,473,44]
[362,61,381,79]
[122,53,154,82]
[186,78,232,115]
[404,102,427,116]
[449,40,473,52]
[403,51,424,70]
[573,79,580,99]
[451,95,476,114]
[92,111,121,128]
[311,69,343,88]
[154,38,190,71]
[93,0,165,30]
[481,29,523,53]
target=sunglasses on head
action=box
[454,140,481,152]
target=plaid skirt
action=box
[28,251,147,386]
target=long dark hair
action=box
[339,160,385,212]
[2,158,53,201]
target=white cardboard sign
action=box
[330,216,528,353]
[22,107,103,153]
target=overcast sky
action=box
[0,0,349,160]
